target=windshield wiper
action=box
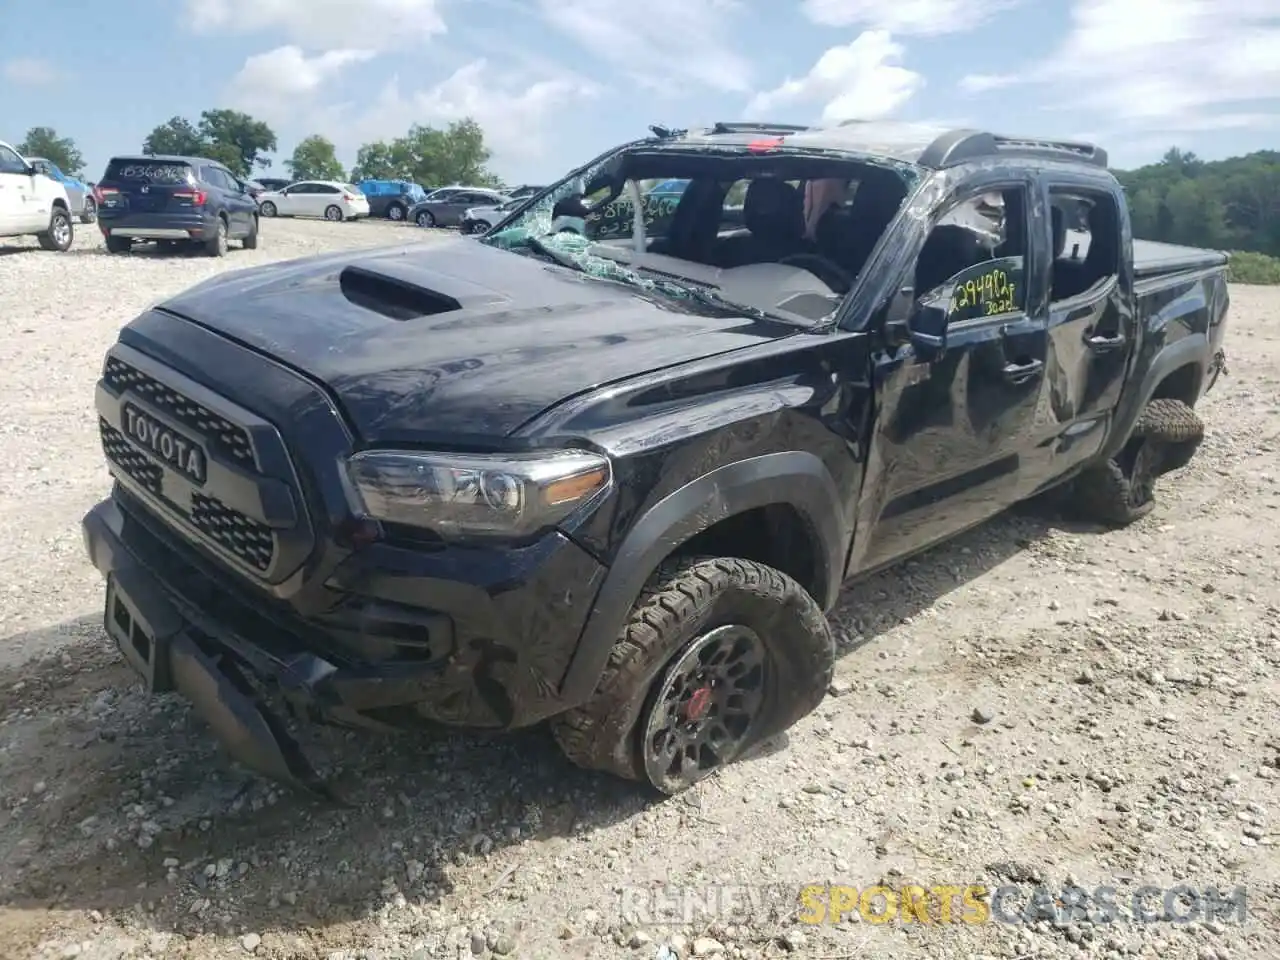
[523,235,586,273]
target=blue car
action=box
[356,179,429,221]
[26,156,97,223]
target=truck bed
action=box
[1133,238,1228,279]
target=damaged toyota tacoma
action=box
[83,121,1231,797]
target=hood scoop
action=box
[339,261,507,321]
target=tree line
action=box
[8,111,501,188]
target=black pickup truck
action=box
[82,121,1230,797]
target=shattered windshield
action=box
[480,145,917,325]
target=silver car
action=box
[408,188,508,228]
[26,157,97,223]
[459,197,525,234]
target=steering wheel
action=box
[777,253,854,293]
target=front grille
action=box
[96,346,317,581]
[103,356,255,467]
[99,420,161,495]
[190,493,274,572]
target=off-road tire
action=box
[205,216,228,257]
[243,215,260,250]
[550,556,834,792]
[37,207,73,251]
[105,235,131,254]
[1070,398,1205,526]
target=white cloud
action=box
[959,73,1017,94]
[226,46,376,115]
[800,0,1021,35]
[746,31,923,123]
[2,57,60,86]
[959,0,1280,135]
[188,0,445,50]
[538,0,751,93]
[350,60,601,167]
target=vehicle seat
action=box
[713,179,807,267]
[915,224,982,296]
[817,180,907,280]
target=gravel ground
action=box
[0,220,1277,960]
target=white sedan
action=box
[256,180,370,222]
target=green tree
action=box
[350,140,412,181]
[197,109,277,177]
[17,126,85,175]
[142,116,206,157]
[287,135,346,181]
[350,117,500,187]
[1115,147,1280,259]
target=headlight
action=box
[345,450,611,539]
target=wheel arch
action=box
[557,451,848,708]
[1099,334,1208,463]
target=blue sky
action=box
[3,0,1278,184]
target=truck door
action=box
[848,175,1050,575]
[1031,178,1135,479]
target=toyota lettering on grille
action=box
[121,403,207,484]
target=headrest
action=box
[744,179,803,236]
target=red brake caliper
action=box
[684,685,712,722]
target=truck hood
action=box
[158,238,794,443]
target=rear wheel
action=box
[80,197,97,224]
[205,216,229,257]
[37,207,74,251]
[1069,398,1205,526]
[550,557,834,794]
[387,203,406,221]
[105,235,131,254]
[324,205,343,222]
[243,215,260,250]
[259,201,277,217]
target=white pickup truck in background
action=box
[0,138,74,251]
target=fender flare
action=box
[557,451,848,707]
[1099,333,1208,462]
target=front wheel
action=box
[80,197,97,224]
[37,207,74,251]
[259,201,277,217]
[387,203,405,221]
[550,557,834,795]
[1068,398,1205,525]
[416,210,435,228]
[472,220,492,235]
[324,205,344,222]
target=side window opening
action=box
[1049,188,1120,302]
[914,187,1028,322]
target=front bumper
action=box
[83,485,608,791]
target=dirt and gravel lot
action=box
[1,219,1278,960]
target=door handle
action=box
[1002,358,1044,384]
[1084,330,1125,352]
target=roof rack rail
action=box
[918,129,1109,169]
[709,121,811,136]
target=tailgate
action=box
[99,160,199,214]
